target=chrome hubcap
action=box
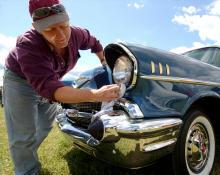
[186,123,209,172]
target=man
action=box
[3,0,119,174]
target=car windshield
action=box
[183,47,220,68]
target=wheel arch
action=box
[173,97,217,175]
[183,95,220,136]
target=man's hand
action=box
[92,84,120,102]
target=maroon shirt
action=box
[5,26,103,101]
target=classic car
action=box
[56,43,220,175]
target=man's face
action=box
[41,21,71,49]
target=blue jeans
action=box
[3,69,57,175]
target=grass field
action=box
[0,107,220,175]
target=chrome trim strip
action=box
[142,139,177,152]
[166,64,170,75]
[151,61,155,73]
[115,43,138,90]
[141,75,220,87]
[116,118,182,134]
[159,63,163,74]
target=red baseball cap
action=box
[29,0,69,32]
[29,0,60,16]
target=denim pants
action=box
[3,69,58,175]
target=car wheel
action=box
[172,108,215,175]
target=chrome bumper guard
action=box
[56,108,182,168]
[56,112,100,147]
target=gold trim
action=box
[151,61,155,73]
[159,63,163,74]
[140,75,220,87]
[166,64,170,75]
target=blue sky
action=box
[0,0,220,71]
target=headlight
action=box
[113,55,133,85]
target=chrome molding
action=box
[116,99,144,119]
[115,118,182,135]
[141,75,220,87]
[151,61,155,73]
[115,43,138,90]
[142,139,177,152]
[159,63,163,74]
[166,64,170,75]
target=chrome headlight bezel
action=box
[104,42,138,90]
[113,55,133,86]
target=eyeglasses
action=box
[32,4,66,21]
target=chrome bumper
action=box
[56,109,182,169]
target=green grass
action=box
[0,107,13,175]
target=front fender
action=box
[181,90,220,117]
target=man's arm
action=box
[96,51,107,65]
[53,84,119,103]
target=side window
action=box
[200,48,216,63]
[211,48,220,68]
[185,48,208,60]
[184,48,216,65]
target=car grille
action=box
[62,102,102,113]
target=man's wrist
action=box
[100,59,107,65]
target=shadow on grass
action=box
[39,168,53,175]
[63,148,174,175]
[212,135,220,175]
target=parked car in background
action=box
[61,67,111,110]
[56,43,220,175]
[61,70,77,87]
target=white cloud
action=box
[208,0,220,15]
[0,34,16,50]
[115,38,126,43]
[182,6,200,15]
[172,0,220,51]
[173,14,220,42]
[127,2,144,9]
[0,34,16,65]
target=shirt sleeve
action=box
[16,43,65,101]
[73,27,103,53]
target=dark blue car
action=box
[57,43,220,175]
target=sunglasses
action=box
[32,4,66,21]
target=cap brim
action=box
[33,12,69,33]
